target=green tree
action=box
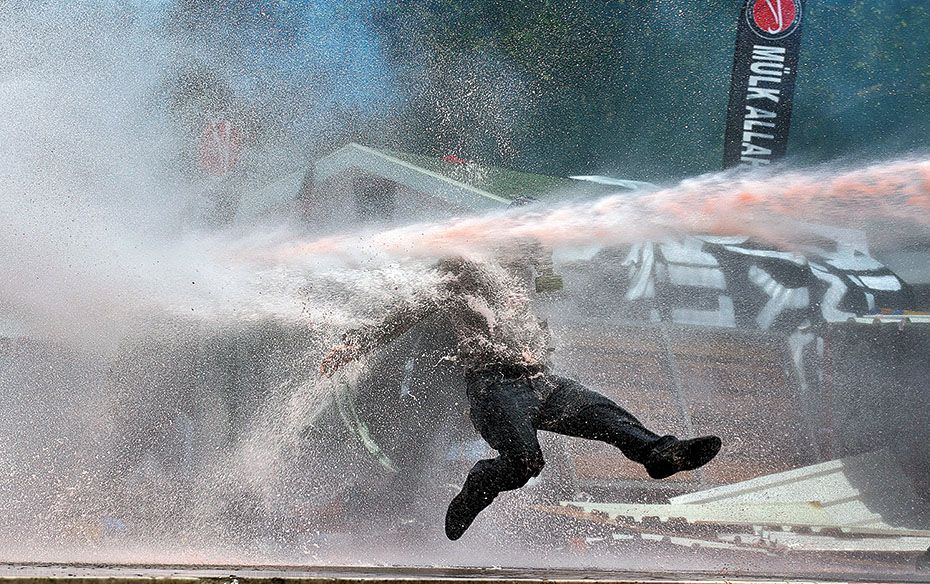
[373,1,930,181]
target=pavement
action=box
[0,563,928,584]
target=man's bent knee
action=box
[469,451,545,493]
[526,451,546,477]
[509,451,545,486]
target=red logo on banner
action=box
[748,0,801,39]
[198,119,242,176]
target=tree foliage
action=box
[372,1,930,181]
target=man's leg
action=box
[446,376,544,540]
[536,375,720,479]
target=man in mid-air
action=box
[321,256,721,541]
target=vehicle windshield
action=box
[1,1,928,582]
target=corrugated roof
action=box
[669,449,930,531]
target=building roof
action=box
[313,143,629,210]
[381,148,620,202]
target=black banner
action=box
[723,0,805,168]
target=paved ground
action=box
[0,563,928,584]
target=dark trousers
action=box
[462,372,660,501]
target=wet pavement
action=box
[0,562,928,584]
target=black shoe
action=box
[644,435,721,480]
[445,485,493,541]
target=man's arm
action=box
[320,290,444,377]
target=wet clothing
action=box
[456,370,661,512]
[444,368,720,540]
[343,258,551,377]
